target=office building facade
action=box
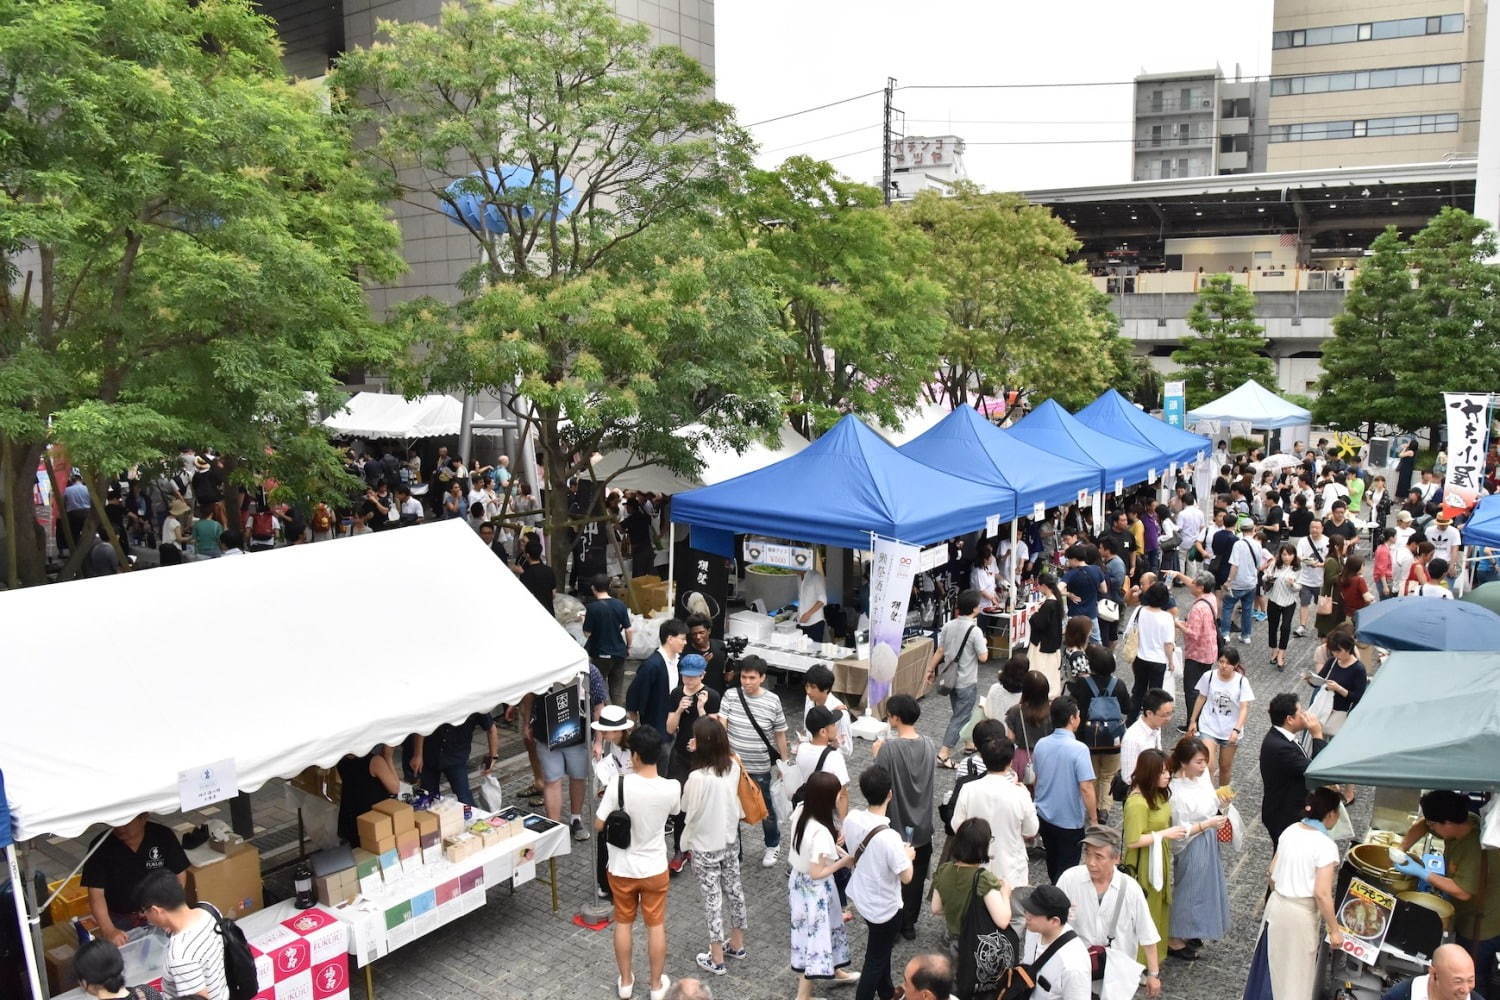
[1132,69,1269,180]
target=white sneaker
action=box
[1239,635,1253,646]
[649,974,671,1000]
[616,976,634,999]
[761,846,780,868]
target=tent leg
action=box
[1007,520,1019,652]
[666,537,676,614]
[7,844,47,1000]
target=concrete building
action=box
[1132,69,1270,180]
[1267,0,1487,171]
[1022,159,1476,394]
[882,134,968,201]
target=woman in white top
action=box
[1187,648,1255,787]
[1165,737,1230,959]
[1265,543,1300,669]
[787,772,858,997]
[679,718,747,976]
[1266,788,1345,1000]
[970,540,1001,608]
[1128,583,1178,727]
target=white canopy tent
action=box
[876,402,951,446]
[322,391,508,439]
[590,422,809,494]
[0,520,586,842]
[1185,379,1312,430]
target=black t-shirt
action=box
[81,823,189,915]
[686,638,729,692]
[621,511,653,550]
[1103,527,1136,559]
[666,684,721,754]
[361,496,390,530]
[430,713,494,768]
[1323,518,1359,545]
[520,561,556,611]
[1288,508,1314,539]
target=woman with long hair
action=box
[1265,543,1301,669]
[788,771,857,997]
[1060,614,1093,687]
[680,717,747,975]
[1338,554,1373,623]
[1266,788,1345,1000]
[1003,670,1052,787]
[1123,747,1183,965]
[1313,534,1348,638]
[1166,737,1231,961]
[1026,572,1065,695]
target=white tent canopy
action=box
[322,391,508,440]
[591,423,808,494]
[0,521,585,841]
[1185,380,1312,430]
[876,402,951,446]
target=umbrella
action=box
[439,166,578,234]
[1462,581,1500,616]
[1355,595,1500,651]
[1250,453,1302,473]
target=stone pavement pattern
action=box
[365,611,1372,1000]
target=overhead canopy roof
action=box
[0,521,586,841]
[1305,651,1500,791]
[669,413,1015,552]
[1003,399,1160,492]
[1355,595,1500,652]
[1186,380,1311,429]
[900,405,1097,514]
[1463,493,1500,550]
[1075,389,1211,468]
[322,392,508,440]
[590,423,808,495]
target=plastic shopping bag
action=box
[478,775,505,813]
[771,762,795,821]
[1099,946,1145,1000]
[1222,803,1245,852]
[1308,683,1336,726]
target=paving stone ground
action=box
[363,589,1373,1000]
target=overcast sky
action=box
[716,0,1273,193]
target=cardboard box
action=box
[443,834,479,863]
[314,869,358,908]
[395,829,419,860]
[356,811,393,852]
[628,574,666,614]
[413,810,439,839]
[371,799,415,835]
[45,943,77,993]
[186,842,262,919]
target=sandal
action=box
[936,756,957,770]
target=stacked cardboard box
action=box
[443,832,481,863]
[186,842,263,919]
[356,810,394,856]
[414,810,443,865]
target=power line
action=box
[761,123,881,155]
[823,145,882,163]
[744,89,883,128]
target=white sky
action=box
[715,0,1274,192]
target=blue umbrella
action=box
[1355,595,1500,651]
[439,166,578,233]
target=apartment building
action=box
[1132,69,1270,180]
[1267,0,1487,170]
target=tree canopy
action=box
[1170,274,1276,409]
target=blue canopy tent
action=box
[1075,389,1212,468]
[1003,399,1160,493]
[439,166,579,233]
[1463,493,1500,549]
[900,405,1097,515]
[670,414,1017,556]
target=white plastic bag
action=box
[1308,682,1336,726]
[478,775,504,813]
[1225,803,1245,853]
[770,764,795,821]
[1099,945,1145,1000]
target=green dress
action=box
[1123,790,1172,964]
[1314,554,1345,637]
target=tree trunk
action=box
[543,446,572,583]
[1,437,49,588]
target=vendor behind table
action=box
[80,813,189,947]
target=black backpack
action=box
[939,756,985,835]
[604,775,632,849]
[790,746,834,808]
[195,902,258,1000]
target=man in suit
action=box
[1258,692,1328,845]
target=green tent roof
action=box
[1305,651,1500,791]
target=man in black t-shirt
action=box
[1101,511,1137,578]
[1322,501,1360,548]
[81,814,189,944]
[421,712,499,806]
[518,538,556,613]
[361,481,392,531]
[1287,494,1314,540]
[620,498,656,579]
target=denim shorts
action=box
[1298,584,1320,607]
[537,741,589,782]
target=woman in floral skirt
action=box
[788,771,858,998]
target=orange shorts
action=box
[607,870,669,926]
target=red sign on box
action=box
[269,937,311,981]
[435,878,462,905]
[311,957,349,999]
[458,868,483,893]
[282,908,337,935]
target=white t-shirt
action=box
[1413,583,1455,599]
[1271,821,1340,898]
[797,570,827,626]
[1392,544,1415,587]
[1227,536,1268,590]
[787,807,839,875]
[793,741,849,795]
[1429,525,1463,563]
[165,907,229,1000]
[594,773,681,879]
[162,515,184,547]
[841,809,909,923]
[1176,507,1204,552]
[1133,608,1175,663]
[971,560,999,599]
[1295,536,1329,589]
[802,694,853,754]
[1193,670,1254,741]
[1021,927,1092,1000]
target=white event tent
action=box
[1185,379,1311,429]
[590,422,809,494]
[322,391,508,440]
[0,520,586,842]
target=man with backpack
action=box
[949,735,1038,890]
[1068,646,1131,822]
[136,870,233,1000]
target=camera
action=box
[724,635,749,659]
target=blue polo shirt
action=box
[1031,727,1095,829]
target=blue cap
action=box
[679,653,708,677]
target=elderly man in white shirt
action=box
[1056,825,1163,999]
[950,736,1039,888]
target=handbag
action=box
[1000,930,1078,1000]
[1120,608,1141,665]
[603,775,632,849]
[1097,597,1121,623]
[936,623,978,697]
[955,868,1019,998]
[1018,710,1036,785]
[1316,587,1334,616]
[732,756,768,825]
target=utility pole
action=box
[882,77,896,205]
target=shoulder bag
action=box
[939,756,984,835]
[1120,607,1141,665]
[732,755,768,825]
[936,622,979,696]
[1088,879,1129,979]
[604,775,632,849]
[790,746,835,808]
[1000,930,1078,1000]
[848,823,888,868]
[955,869,1019,998]
[735,686,782,764]
[1018,709,1036,785]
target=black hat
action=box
[1017,885,1071,922]
[805,705,844,734]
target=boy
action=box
[801,664,852,753]
[793,705,850,817]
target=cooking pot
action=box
[1397,891,1455,931]
[1347,843,1417,893]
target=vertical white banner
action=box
[1444,393,1491,514]
[866,535,920,712]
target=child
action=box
[590,706,634,901]
[801,664,852,754]
[1373,528,1397,600]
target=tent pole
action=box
[1007,520,1019,651]
[8,843,46,1000]
[666,534,676,614]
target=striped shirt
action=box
[721,687,786,773]
[165,908,228,1000]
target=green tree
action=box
[1313,227,1414,435]
[1170,274,1275,408]
[724,156,946,436]
[332,0,785,575]
[897,184,1123,411]
[0,0,402,587]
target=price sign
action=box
[1032,501,1046,520]
[178,758,237,812]
[985,514,1000,536]
[1114,479,1124,495]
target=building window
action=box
[1273,13,1463,48]
[1177,158,1189,175]
[1270,62,1460,96]
[1151,124,1162,146]
[1177,123,1191,144]
[1268,111,1460,141]
[1160,158,1172,177]
[1152,90,1163,111]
